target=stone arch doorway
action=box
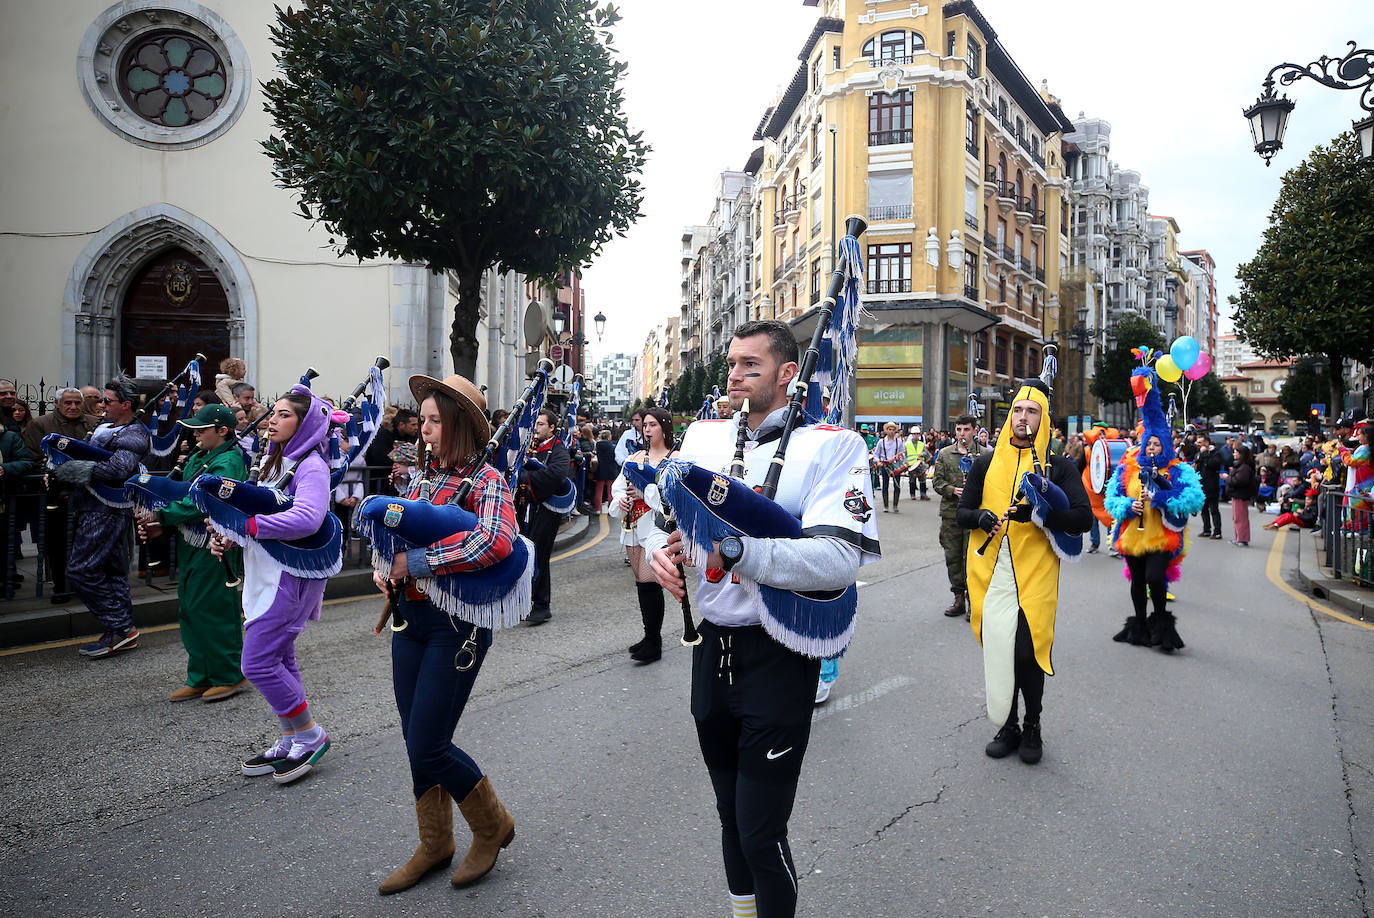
[121,247,231,386]
[63,203,257,387]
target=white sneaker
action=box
[814,679,832,705]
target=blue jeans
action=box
[1089,518,1101,550]
[392,597,492,801]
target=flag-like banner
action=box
[148,358,202,457]
[497,370,549,491]
[807,238,866,425]
[562,377,582,450]
[329,363,387,488]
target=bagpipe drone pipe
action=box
[41,433,144,510]
[189,474,343,581]
[123,473,204,547]
[620,214,871,659]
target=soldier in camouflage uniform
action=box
[932,414,981,618]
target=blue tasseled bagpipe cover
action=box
[123,473,205,546]
[625,457,858,659]
[190,474,342,579]
[354,494,532,630]
[42,432,139,509]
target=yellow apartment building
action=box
[751,0,1075,429]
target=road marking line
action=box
[552,512,609,563]
[1266,527,1374,632]
[0,622,182,657]
[812,675,913,724]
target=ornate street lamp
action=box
[593,310,606,341]
[1244,41,1374,166]
[552,309,567,337]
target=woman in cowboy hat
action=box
[376,372,523,896]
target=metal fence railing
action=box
[1317,484,1373,588]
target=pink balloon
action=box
[1184,352,1212,380]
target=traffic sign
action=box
[1311,403,1325,416]
[550,345,564,362]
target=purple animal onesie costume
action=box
[218,385,342,783]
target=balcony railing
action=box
[963,283,979,300]
[984,231,998,251]
[1018,256,1033,274]
[994,180,1017,200]
[773,264,782,281]
[867,278,912,294]
[868,54,913,67]
[985,164,998,184]
[965,136,978,156]
[868,129,913,146]
[1030,209,1046,226]
[869,203,913,221]
[964,213,979,231]
[1035,266,1045,282]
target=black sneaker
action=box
[242,744,291,777]
[78,628,139,658]
[1019,723,1043,764]
[272,735,331,784]
[985,722,1021,759]
[526,607,552,625]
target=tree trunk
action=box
[450,267,483,380]
[1327,354,1346,420]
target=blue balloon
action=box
[1170,336,1200,372]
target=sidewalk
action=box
[1291,527,1373,621]
[0,512,593,648]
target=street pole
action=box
[829,123,837,268]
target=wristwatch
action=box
[719,535,744,572]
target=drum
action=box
[1089,438,1131,494]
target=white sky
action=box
[579,0,1367,365]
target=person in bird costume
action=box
[956,378,1092,764]
[1104,348,1205,652]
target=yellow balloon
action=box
[1156,355,1182,382]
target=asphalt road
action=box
[2,503,1370,918]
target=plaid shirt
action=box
[405,457,517,576]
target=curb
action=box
[0,511,597,650]
[1294,531,1372,621]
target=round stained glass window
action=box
[118,31,227,128]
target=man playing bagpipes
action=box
[130,404,248,701]
[46,374,150,658]
[647,319,881,918]
[956,378,1092,765]
[870,421,906,513]
[514,409,570,625]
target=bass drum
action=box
[1089,437,1131,494]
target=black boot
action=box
[1149,611,1185,653]
[1018,721,1043,764]
[985,720,1021,759]
[943,591,966,617]
[1112,614,1150,646]
[631,582,664,662]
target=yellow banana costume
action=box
[966,382,1059,726]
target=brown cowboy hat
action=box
[408,374,489,444]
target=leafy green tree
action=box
[1276,356,1331,423]
[261,0,648,377]
[1224,392,1254,427]
[1090,315,1166,405]
[707,351,728,392]
[1231,131,1374,413]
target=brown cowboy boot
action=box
[379,785,456,895]
[451,776,516,887]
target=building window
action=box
[812,57,822,93]
[866,243,912,294]
[868,91,912,145]
[947,31,956,57]
[867,170,913,221]
[975,332,988,370]
[965,100,978,154]
[1013,342,1025,379]
[963,251,979,300]
[833,46,841,70]
[995,335,1008,376]
[810,260,822,303]
[77,3,251,151]
[998,275,1006,303]
[966,38,981,78]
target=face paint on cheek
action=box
[742,372,762,378]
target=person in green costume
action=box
[136,404,248,702]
